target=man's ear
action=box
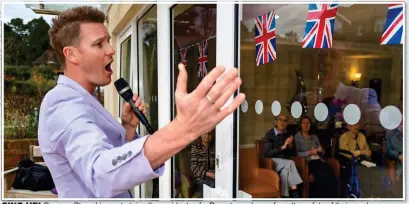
[63,46,79,65]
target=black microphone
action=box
[114,78,155,134]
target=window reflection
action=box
[139,6,159,134]
[138,5,159,198]
[239,4,403,198]
[119,37,131,116]
[172,4,217,198]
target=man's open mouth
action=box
[105,61,113,72]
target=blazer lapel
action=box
[57,75,126,143]
[85,93,126,143]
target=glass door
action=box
[137,5,160,198]
[170,4,217,198]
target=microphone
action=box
[114,78,155,134]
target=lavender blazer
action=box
[38,75,164,198]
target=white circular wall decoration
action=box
[291,101,303,119]
[343,104,361,125]
[255,100,263,114]
[379,106,402,130]
[271,101,281,116]
[241,100,248,113]
[314,103,328,122]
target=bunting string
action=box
[176,35,216,52]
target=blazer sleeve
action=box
[53,105,164,198]
[264,131,282,158]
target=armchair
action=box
[256,140,341,198]
[239,146,280,198]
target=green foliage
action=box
[4,17,56,139]
[38,66,55,80]
[4,95,40,139]
[4,65,56,96]
[4,17,51,66]
[5,65,32,80]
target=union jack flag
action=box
[381,4,404,45]
[197,40,208,79]
[180,48,188,66]
[302,4,338,48]
[255,10,277,66]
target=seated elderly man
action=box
[263,112,302,198]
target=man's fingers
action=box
[218,93,245,119]
[206,68,238,103]
[132,94,139,102]
[213,77,242,109]
[123,102,131,114]
[175,63,188,97]
[193,66,225,98]
[133,98,141,108]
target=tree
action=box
[25,17,51,64]
[4,21,25,65]
[284,30,299,42]
[4,17,50,66]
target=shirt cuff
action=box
[154,163,165,174]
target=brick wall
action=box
[4,139,39,170]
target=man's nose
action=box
[107,44,116,56]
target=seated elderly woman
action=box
[294,116,337,198]
[339,123,372,160]
[190,130,215,198]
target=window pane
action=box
[239,4,403,199]
[139,5,159,198]
[172,4,217,198]
[119,37,131,116]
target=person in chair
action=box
[190,130,215,198]
[295,115,337,198]
[386,123,403,180]
[339,123,372,160]
[264,112,302,198]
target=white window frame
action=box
[214,3,237,199]
[157,3,173,199]
[117,25,133,120]
[115,4,160,199]
[160,3,239,199]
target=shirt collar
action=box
[274,128,286,136]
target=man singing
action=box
[38,6,245,198]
